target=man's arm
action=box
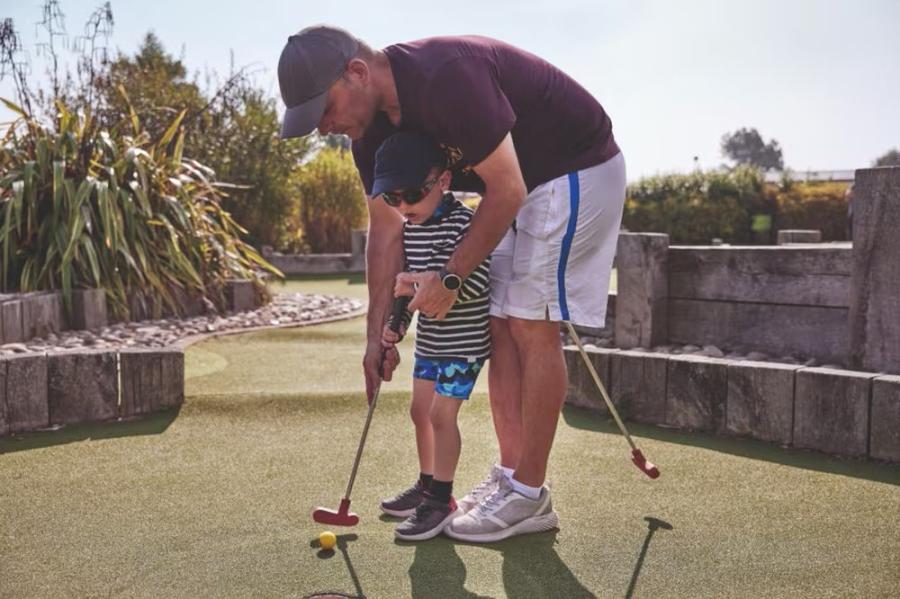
[447,132,526,277]
[408,133,526,317]
[363,194,405,398]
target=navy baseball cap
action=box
[372,132,448,196]
[278,25,359,139]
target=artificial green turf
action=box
[1,277,898,598]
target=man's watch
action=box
[439,266,462,291]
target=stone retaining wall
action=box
[0,349,184,435]
[264,230,367,276]
[564,345,900,463]
[616,166,899,374]
[615,235,853,365]
[1,280,258,346]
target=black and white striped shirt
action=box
[404,194,491,360]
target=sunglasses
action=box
[380,175,442,207]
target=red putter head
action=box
[631,449,661,479]
[312,498,359,527]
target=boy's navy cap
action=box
[278,25,359,139]
[372,132,446,196]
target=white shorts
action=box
[489,152,626,327]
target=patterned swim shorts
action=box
[413,357,486,400]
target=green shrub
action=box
[294,148,367,253]
[97,34,312,251]
[0,97,281,320]
[772,181,850,241]
[624,166,766,244]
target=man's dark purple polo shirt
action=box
[352,35,620,195]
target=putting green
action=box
[1,277,898,598]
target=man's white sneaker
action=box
[457,464,504,513]
[445,476,559,543]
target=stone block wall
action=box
[0,348,184,436]
[615,234,853,365]
[564,346,900,463]
[263,229,367,276]
[777,229,822,244]
[849,167,900,374]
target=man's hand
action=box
[406,271,457,320]
[363,341,401,404]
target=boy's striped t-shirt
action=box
[403,194,491,360]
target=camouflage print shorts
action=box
[413,357,486,400]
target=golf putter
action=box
[564,321,660,479]
[313,296,412,526]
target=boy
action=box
[374,131,491,541]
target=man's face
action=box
[316,65,377,140]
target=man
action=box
[278,25,625,542]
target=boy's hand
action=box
[381,323,406,349]
[394,272,417,297]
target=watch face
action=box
[443,273,462,291]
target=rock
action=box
[803,358,818,367]
[682,344,701,353]
[747,352,769,361]
[2,343,28,353]
[701,345,725,358]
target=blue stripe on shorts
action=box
[413,357,486,400]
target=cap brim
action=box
[280,91,328,139]
[371,170,430,197]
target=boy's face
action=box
[386,168,450,225]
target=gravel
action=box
[0,293,364,357]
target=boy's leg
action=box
[411,377,436,476]
[430,393,464,483]
[395,359,483,541]
[380,370,437,518]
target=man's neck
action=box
[371,51,402,127]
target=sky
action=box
[1,0,898,180]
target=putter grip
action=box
[388,296,411,334]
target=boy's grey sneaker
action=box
[445,476,559,543]
[457,464,504,513]
[394,496,461,541]
[380,481,427,518]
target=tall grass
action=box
[0,93,281,320]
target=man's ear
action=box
[345,57,370,84]
[440,168,452,190]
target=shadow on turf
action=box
[0,407,181,455]
[307,534,364,599]
[561,405,900,486]
[402,531,594,599]
[626,516,673,599]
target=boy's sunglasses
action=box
[380,175,442,207]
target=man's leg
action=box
[488,316,523,469]
[507,317,566,487]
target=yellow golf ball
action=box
[319,531,337,551]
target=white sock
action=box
[499,465,515,479]
[510,477,542,500]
